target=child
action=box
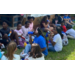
[14,22,24,47]
[66,25,75,39]
[21,21,30,38]
[21,43,45,60]
[27,16,35,31]
[0,20,21,49]
[61,21,67,32]
[1,41,20,60]
[48,27,63,52]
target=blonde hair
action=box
[6,41,17,60]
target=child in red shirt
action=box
[61,21,67,32]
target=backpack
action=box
[62,33,69,46]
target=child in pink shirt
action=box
[27,16,35,31]
[14,22,24,47]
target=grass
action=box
[2,22,75,60]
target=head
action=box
[25,21,30,28]
[66,24,72,30]
[6,41,17,60]
[2,20,9,29]
[27,16,35,23]
[60,14,64,18]
[17,22,22,30]
[46,15,50,19]
[41,16,48,24]
[65,14,68,16]
[30,43,42,58]
[61,21,64,26]
[55,14,58,19]
[53,26,63,38]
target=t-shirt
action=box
[0,28,10,36]
[33,35,48,56]
[61,25,67,32]
[21,26,30,38]
[64,16,70,19]
[66,29,75,38]
[1,54,20,60]
[53,34,63,52]
[14,29,23,41]
[0,51,2,59]
[28,53,45,60]
[29,22,33,31]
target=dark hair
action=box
[17,22,22,26]
[46,15,50,19]
[2,20,9,25]
[66,24,72,29]
[40,16,48,25]
[30,44,42,58]
[25,21,30,25]
[56,26,63,38]
[55,14,58,17]
[60,14,64,16]
[61,21,64,24]
[37,27,48,47]
[27,16,35,20]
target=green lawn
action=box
[2,22,75,60]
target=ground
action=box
[2,21,75,60]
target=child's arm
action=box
[29,34,32,44]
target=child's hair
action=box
[17,22,22,26]
[66,24,72,29]
[40,16,48,25]
[46,15,50,19]
[5,41,17,60]
[27,16,35,20]
[2,20,9,25]
[56,26,63,38]
[61,21,64,24]
[55,14,58,17]
[37,27,48,47]
[30,43,42,58]
[60,14,64,16]
[25,21,30,25]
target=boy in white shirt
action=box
[48,27,63,52]
[66,25,75,39]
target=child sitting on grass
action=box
[66,24,75,39]
[14,22,24,48]
[1,41,20,60]
[61,21,67,32]
[21,43,45,60]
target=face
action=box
[65,14,68,16]
[53,29,57,35]
[2,22,8,29]
[25,23,30,28]
[17,24,22,30]
[29,18,33,23]
[61,22,64,25]
[55,16,58,19]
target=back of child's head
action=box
[66,24,72,29]
[61,21,64,24]
[30,43,42,58]
[60,14,64,16]
[46,15,50,19]
[6,41,17,60]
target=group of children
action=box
[0,14,75,60]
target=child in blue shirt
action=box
[64,14,75,25]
